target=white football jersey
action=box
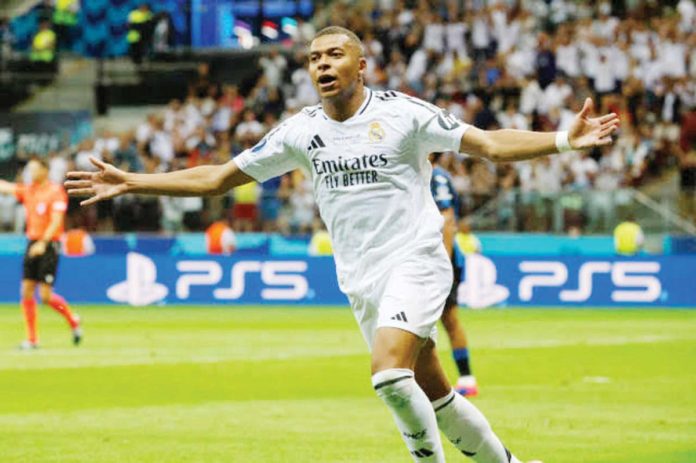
[234,88,469,294]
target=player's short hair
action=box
[430,152,444,164]
[313,26,365,57]
[29,156,49,169]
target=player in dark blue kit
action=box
[430,152,478,397]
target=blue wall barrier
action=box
[0,253,345,305]
[0,252,694,307]
[457,254,695,308]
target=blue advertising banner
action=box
[457,255,696,308]
[0,253,345,306]
[0,253,693,307]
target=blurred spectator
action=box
[74,139,100,172]
[127,3,154,65]
[61,228,95,256]
[52,0,79,50]
[308,219,332,256]
[205,220,237,255]
[235,109,265,144]
[613,217,644,255]
[152,11,174,55]
[30,19,57,76]
[259,48,287,89]
[232,181,259,232]
[113,133,143,172]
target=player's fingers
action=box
[598,124,618,138]
[597,121,619,134]
[68,188,95,197]
[596,136,613,146]
[578,97,593,117]
[596,113,618,124]
[80,195,101,206]
[64,180,93,189]
[89,156,107,170]
[66,171,94,180]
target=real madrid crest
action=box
[368,121,385,143]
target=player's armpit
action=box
[216,160,256,194]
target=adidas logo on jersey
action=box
[390,311,408,322]
[307,135,325,151]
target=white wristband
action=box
[555,131,572,153]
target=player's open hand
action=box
[65,156,129,206]
[568,98,620,150]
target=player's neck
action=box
[321,84,366,122]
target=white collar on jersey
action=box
[320,87,373,123]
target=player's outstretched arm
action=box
[459,98,619,162]
[0,180,17,195]
[65,156,254,206]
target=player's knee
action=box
[371,368,416,407]
[21,283,35,300]
[371,346,412,373]
[440,306,458,328]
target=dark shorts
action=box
[23,240,60,285]
[445,263,462,309]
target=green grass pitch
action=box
[0,305,694,463]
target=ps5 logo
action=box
[176,260,309,301]
[518,261,662,303]
[107,254,310,306]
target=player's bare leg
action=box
[19,279,38,349]
[415,340,525,463]
[371,327,445,462]
[38,283,82,345]
[441,303,478,396]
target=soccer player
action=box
[66,26,619,462]
[0,158,82,349]
[430,152,478,397]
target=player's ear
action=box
[358,56,367,80]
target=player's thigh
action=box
[378,253,452,340]
[371,326,426,374]
[22,246,40,283]
[21,279,37,299]
[414,339,452,401]
[37,243,59,286]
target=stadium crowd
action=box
[2,0,695,235]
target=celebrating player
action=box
[0,158,82,349]
[430,152,478,397]
[66,26,618,462]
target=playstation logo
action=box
[107,253,168,306]
[457,254,509,309]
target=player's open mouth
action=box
[318,75,337,89]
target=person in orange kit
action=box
[62,228,95,256]
[0,158,82,349]
[205,220,237,255]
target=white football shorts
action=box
[347,244,453,350]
